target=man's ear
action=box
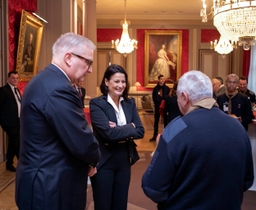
[182,91,188,101]
[181,91,190,107]
[180,91,185,101]
[64,53,72,67]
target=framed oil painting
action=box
[16,10,44,81]
[144,30,182,88]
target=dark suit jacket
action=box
[0,83,19,126]
[90,95,145,169]
[15,64,100,210]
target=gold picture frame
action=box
[16,10,44,81]
[144,30,182,88]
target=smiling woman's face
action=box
[105,73,126,99]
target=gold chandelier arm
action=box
[124,0,127,21]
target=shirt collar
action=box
[107,94,124,113]
[51,62,71,82]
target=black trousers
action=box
[90,143,131,210]
[2,124,20,165]
[153,105,161,138]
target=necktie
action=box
[14,87,21,102]
[78,87,82,97]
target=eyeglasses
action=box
[70,53,93,70]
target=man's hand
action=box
[88,166,97,177]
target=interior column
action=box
[83,0,97,100]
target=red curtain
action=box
[242,49,251,77]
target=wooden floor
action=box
[0,112,255,209]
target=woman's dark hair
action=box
[170,80,178,97]
[100,64,130,98]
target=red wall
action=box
[8,0,37,92]
[201,29,220,43]
[97,28,189,90]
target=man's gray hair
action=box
[177,70,213,104]
[225,74,239,83]
[52,32,96,57]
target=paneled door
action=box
[198,49,231,80]
[97,49,126,86]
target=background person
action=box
[164,80,182,127]
[74,79,86,107]
[142,70,254,210]
[217,74,254,131]
[89,64,145,210]
[238,76,256,108]
[212,76,226,99]
[15,32,100,210]
[0,71,21,172]
[149,74,170,142]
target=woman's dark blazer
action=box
[90,95,145,169]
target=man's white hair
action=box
[177,70,213,104]
[52,32,96,58]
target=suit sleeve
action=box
[127,98,145,139]
[45,86,100,167]
[90,98,144,143]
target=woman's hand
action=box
[109,121,117,128]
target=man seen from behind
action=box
[142,70,254,210]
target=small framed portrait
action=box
[16,10,44,81]
[144,30,182,88]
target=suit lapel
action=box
[121,99,131,123]
[102,95,117,122]
[102,95,131,123]
[6,84,16,101]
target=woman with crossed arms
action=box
[89,64,145,210]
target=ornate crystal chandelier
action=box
[111,0,138,57]
[200,0,256,50]
[210,36,235,58]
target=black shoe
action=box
[149,137,156,142]
[6,164,16,172]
